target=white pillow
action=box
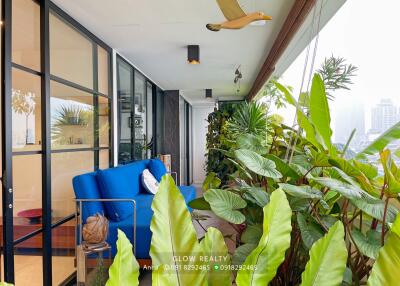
[141,169,159,195]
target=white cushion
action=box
[141,169,159,195]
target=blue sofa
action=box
[72,159,196,259]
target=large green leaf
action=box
[241,224,263,244]
[200,227,232,286]
[236,189,292,285]
[357,121,400,158]
[203,172,221,191]
[264,154,300,179]
[309,74,334,153]
[235,149,282,179]
[232,243,257,266]
[367,214,400,286]
[352,229,380,259]
[237,133,267,155]
[300,221,347,286]
[350,198,398,223]
[188,197,211,210]
[279,183,322,199]
[380,149,400,196]
[275,82,319,148]
[242,187,269,207]
[312,177,375,201]
[297,213,324,249]
[106,229,139,286]
[204,189,247,224]
[150,175,206,285]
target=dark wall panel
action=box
[163,90,180,183]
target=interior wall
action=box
[192,104,214,184]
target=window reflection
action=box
[50,81,93,150]
[99,96,110,147]
[50,12,93,89]
[134,71,146,160]
[12,68,41,152]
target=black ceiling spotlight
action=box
[187,45,200,64]
[205,89,212,98]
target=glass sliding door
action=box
[49,8,112,285]
[1,1,113,284]
[117,56,153,163]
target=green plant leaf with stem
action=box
[297,213,325,249]
[237,133,267,155]
[242,187,270,207]
[352,229,380,259]
[236,189,292,285]
[367,214,400,285]
[357,122,400,158]
[309,74,335,154]
[188,197,211,210]
[300,221,348,286]
[232,243,257,266]
[235,149,282,179]
[350,197,398,223]
[204,189,247,224]
[264,154,300,179]
[106,229,139,286]
[150,175,206,285]
[241,224,263,244]
[200,227,232,286]
[279,183,323,200]
[203,172,222,191]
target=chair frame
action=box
[75,198,137,256]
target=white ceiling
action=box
[51,0,297,103]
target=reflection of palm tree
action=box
[12,89,36,144]
[52,105,93,146]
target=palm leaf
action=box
[236,189,292,285]
[300,221,348,286]
[150,175,206,285]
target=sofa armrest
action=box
[75,198,137,256]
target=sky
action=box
[272,0,400,142]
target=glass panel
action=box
[52,151,94,219]
[117,59,133,163]
[52,221,75,285]
[134,71,146,160]
[146,82,153,158]
[99,149,110,169]
[12,0,40,71]
[50,81,94,150]
[98,46,109,95]
[13,155,42,239]
[50,12,93,89]
[14,235,43,286]
[99,96,110,147]
[12,68,41,152]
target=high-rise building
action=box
[370,99,398,134]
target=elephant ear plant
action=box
[189,73,400,285]
[106,175,400,285]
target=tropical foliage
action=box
[105,72,400,285]
[189,73,400,285]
